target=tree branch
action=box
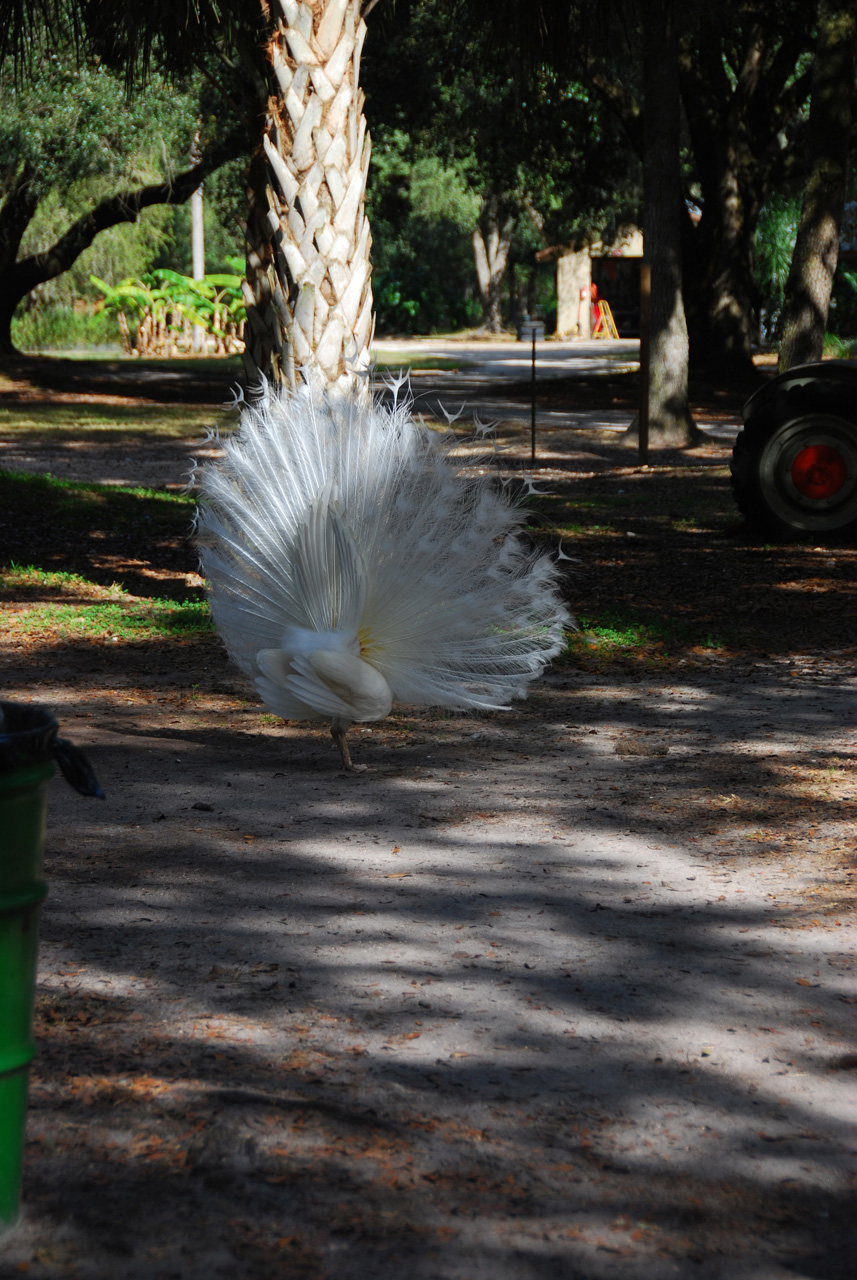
[585,60,643,160]
[729,23,764,126]
[0,162,40,269]
[754,22,814,125]
[9,142,242,298]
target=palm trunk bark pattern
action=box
[244,0,374,393]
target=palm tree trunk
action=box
[244,0,374,394]
[778,0,856,372]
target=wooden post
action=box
[638,260,651,466]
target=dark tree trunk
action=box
[779,0,857,372]
[472,194,515,333]
[0,287,22,357]
[634,0,699,446]
[697,170,760,376]
[0,166,40,356]
[693,29,763,376]
[679,18,815,377]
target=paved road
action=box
[373,336,641,381]
[371,337,637,435]
[372,337,740,441]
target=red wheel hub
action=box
[790,444,848,499]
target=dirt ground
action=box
[0,356,855,1279]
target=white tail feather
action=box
[195,383,570,726]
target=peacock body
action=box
[195,383,570,767]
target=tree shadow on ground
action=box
[7,656,855,1279]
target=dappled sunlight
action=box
[2,436,856,1272]
[8,652,853,1274]
[775,577,850,594]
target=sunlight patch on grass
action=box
[0,564,212,642]
[562,610,727,663]
[8,600,212,640]
[2,564,127,600]
[0,469,196,504]
[0,403,225,440]
[539,522,619,539]
[371,356,462,373]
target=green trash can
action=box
[0,701,103,1232]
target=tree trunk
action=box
[779,0,856,372]
[243,0,374,394]
[678,19,815,378]
[0,165,40,356]
[681,28,763,377]
[694,167,760,376]
[0,289,21,358]
[472,194,514,333]
[629,0,699,447]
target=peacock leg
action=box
[330,720,354,771]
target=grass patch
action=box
[538,489,729,530]
[0,468,195,503]
[0,402,226,441]
[535,521,618,538]
[2,564,125,598]
[122,356,242,375]
[372,355,462,373]
[9,599,212,640]
[0,472,201,602]
[0,563,212,642]
[564,610,727,661]
[0,468,194,536]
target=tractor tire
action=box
[730,382,857,539]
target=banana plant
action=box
[90,269,245,355]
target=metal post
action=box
[638,260,651,466]
[190,129,205,355]
[530,333,537,464]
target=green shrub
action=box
[12,305,122,352]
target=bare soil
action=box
[0,358,855,1280]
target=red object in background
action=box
[590,283,604,335]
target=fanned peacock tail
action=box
[195,382,571,727]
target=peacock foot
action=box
[331,723,354,771]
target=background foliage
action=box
[1,0,855,350]
[1,50,246,350]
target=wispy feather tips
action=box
[195,383,570,723]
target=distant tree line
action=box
[0,0,855,443]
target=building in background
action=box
[549,226,643,339]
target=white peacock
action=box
[194,383,570,769]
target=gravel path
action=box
[1,363,854,1277]
[1,653,855,1278]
